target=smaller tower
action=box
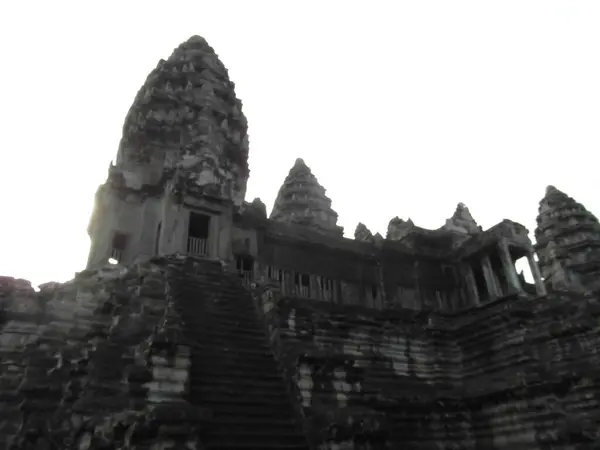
[270,158,343,236]
[534,186,600,292]
[442,203,482,235]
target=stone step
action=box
[182,313,263,327]
[189,362,282,379]
[171,281,248,293]
[182,318,266,334]
[185,327,269,342]
[177,302,258,317]
[175,290,253,301]
[193,390,294,408]
[186,336,271,352]
[193,384,292,402]
[189,373,293,390]
[184,329,268,344]
[191,343,276,359]
[168,268,309,450]
[202,402,301,420]
[202,430,308,449]
[209,414,300,429]
[189,353,280,370]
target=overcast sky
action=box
[1,1,599,285]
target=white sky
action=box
[0,1,599,286]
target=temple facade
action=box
[86,38,557,310]
[86,37,600,312]
[2,35,599,450]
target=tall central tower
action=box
[87,36,249,268]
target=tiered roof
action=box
[270,158,343,236]
[534,185,600,290]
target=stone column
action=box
[527,251,547,296]
[283,271,293,297]
[464,264,480,306]
[310,275,321,300]
[481,255,502,299]
[498,239,522,294]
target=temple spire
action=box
[270,158,343,236]
[441,202,481,234]
[115,35,250,205]
[534,185,600,291]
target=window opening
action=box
[110,232,128,263]
[187,213,210,255]
[236,255,254,285]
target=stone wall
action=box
[0,261,208,449]
[253,284,600,449]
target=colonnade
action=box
[463,238,546,306]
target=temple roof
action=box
[440,203,482,235]
[114,35,250,199]
[270,158,343,237]
[536,185,598,230]
[534,185,600,290]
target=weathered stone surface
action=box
[270,158,344,237]
[244,197,267,218]
[110,35,249,203]
[535,185,600,292]
[386,217,414,241]
[86,35,251,270]
[0,260,208,450]
[354,222,374,242]
[442,202,482,235]
[23,33,600,450]
[253,283,600,449]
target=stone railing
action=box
[240,270,253,285]
[110,247,123,262]
[187,237,208,256]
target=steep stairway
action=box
[167,258,310,450]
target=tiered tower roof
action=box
[441,203,482,235]
[270,158,343,236]
[115,35,249,203]
[534,185,600,291]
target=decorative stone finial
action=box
[387,217,415,240]
[115,35,250,205]
[249,197,267,218]
[354,223,374,242]
[442,203,481,235]
[270,158,343,237]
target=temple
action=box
[1,36,599,449]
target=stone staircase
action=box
[167,258,310,450]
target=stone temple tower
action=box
[534,185,600,292]
[270,158,344,237]
[87,36,249,268]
